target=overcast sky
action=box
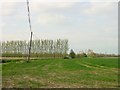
[0,0,118,54]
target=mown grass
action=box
[2,57,118,88]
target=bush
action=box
[2,60,11,63]
[64,56,71,59]
[69,49,76,58]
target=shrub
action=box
[69,49,76,58]
[64,56,71,59]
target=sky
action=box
[0,0,118,54]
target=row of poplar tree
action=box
[0,39,69,57]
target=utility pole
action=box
[27,32,33,62]
[26,0,33,62]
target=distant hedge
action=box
[2,53,23,57]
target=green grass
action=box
[2,57,118,88]
[0,64,2,89]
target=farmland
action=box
[2,57,118,88]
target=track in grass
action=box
[2,57,118,88]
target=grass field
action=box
[2,57,119,88]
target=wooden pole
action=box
[26,0,33,62]
[27,32,33,62]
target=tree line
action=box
[69,49,118,58]
[0,39,69,57]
